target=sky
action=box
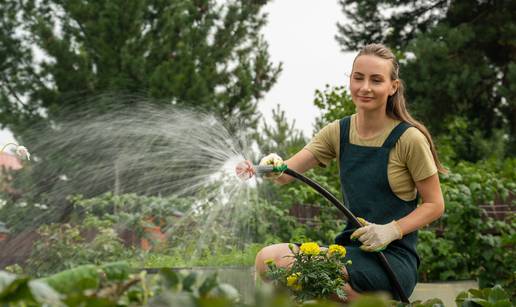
[260,0,356,137]
[0,0,357,148]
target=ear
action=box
[390,79,400,96]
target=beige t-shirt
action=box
[304,114,437,201]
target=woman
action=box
[254,43,445,300]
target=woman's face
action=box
[350,55,398,112]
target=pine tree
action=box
[0,0,282,207]
[336,0,516,160]
[254,104,306,159]
[0,0,280,138]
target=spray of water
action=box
[2,95,268,272]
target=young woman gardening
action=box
[254,43,446,300]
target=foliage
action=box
[1,261,513,306]
[1,0,281,208]
[417,159,516,291]
[25,223,133,277]
[254,104,307,159]
[6,191,295,274]
[0,0,280,136]
[70,192,190,236]
[402,29,513,161]
[456,285,512,307]
[337,0,516,159]
[0,263,243,306]
[0,197,52,234]
[266,242,350,302]
[278,168,345,244]
[436,117,508,164]
[134,243,264,268]
[152,268,240,305]
[0,271,62,306]
[312,85,355,132]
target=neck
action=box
[355,111,389,138]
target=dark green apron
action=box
[334,116,419,299]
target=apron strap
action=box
[382,122,411,149]
[339,116,351,145]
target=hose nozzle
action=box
[235,160,287,181]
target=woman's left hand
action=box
[350,220,403,252]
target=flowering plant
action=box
[265,242,351,302]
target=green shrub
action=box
[25,223,133,277]
[2,263,511,306]
[417,158,515,291]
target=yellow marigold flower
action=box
[328,244,346,257]
[286,273,302,291]
[299,242,320,255]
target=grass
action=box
[128,243,265,268]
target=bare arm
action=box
[273,149,320,185]
[397,173,445,235]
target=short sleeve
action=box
[400,127,438,182]
[304,120,339,166]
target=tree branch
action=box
[0,73,28,108]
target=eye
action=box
[353,76,364,80]
[372,79,382,83]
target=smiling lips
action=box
[358,96,374,102]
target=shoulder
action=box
[395,126,437,181]
[399,126,429,145]
[395,126,432,162]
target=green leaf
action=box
[469,288,486,298]
[456,291,472,305]
[0,271,31,301]
[349,295,390,307]
[199,273,218,297]
[487,285,509,303]
[159,268,181,290]
[100,261,130,282]
[420,298,445,306]
[207,283,240,302]
[182,272,199,292]
[28,280,62,306]
[39,264,99,294]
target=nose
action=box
[359,80,371,93]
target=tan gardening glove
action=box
[350,220,403,252]
[259,153,285,179]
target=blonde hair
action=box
[356,43,447,173]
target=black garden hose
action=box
[282,167,410,303]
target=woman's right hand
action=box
[259,153,284,167]
[259,153,284,179]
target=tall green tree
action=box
[254,104,307,158]
[0,0,282,211]
[0,0,280,138]
[336,0,516,160]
